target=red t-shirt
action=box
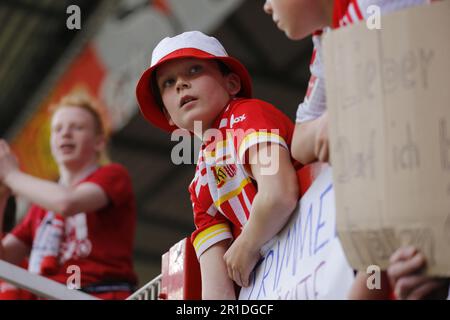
[332,0,354,28]
[190,98,297,257]
[11,163,137,288]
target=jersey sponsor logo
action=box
[230,113,246,128]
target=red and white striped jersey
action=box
[190,98,295,257]
[295,0,431,124]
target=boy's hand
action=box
[314,111,329,163]
[0,140,19,182]
[387,246,449,299]
[224,234,260,288]
[223,144,298,288]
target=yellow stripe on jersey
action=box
[216,140,227,150]
[204,150,216,158]
[238,132,288,163]
[214,177,252,207]
[193,223,231,252]
[204,139,230,160]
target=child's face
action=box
[263,0,329,40]
[50,106,104,167]
[156,58,240,133]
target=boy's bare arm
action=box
[292,111,329,164]
[5,171,109,217]
[0,140,108,217]
[199,239,236,300]
[224,144,299,287]
[1,234,30,265]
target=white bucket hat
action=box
[136,31,253,132]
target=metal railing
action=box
[0,260,98,300]
[126,274,162,300]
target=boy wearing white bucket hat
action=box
[136,31,300,299]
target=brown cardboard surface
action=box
[323,1,450,275]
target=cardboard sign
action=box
[323,1,450,275]
[239,166,355,300]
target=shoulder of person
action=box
[26,204,47,216]
[98,162,128,173]
[15,204,46,227]
[229,98,280,114]
[92,163,132,180]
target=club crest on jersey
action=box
[230,113,246,128]
[213,164,237,188]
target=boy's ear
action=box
[94,135,106,153]
[225,73,241,96]
[162,106,175,126]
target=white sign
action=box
[239,166,355,300]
